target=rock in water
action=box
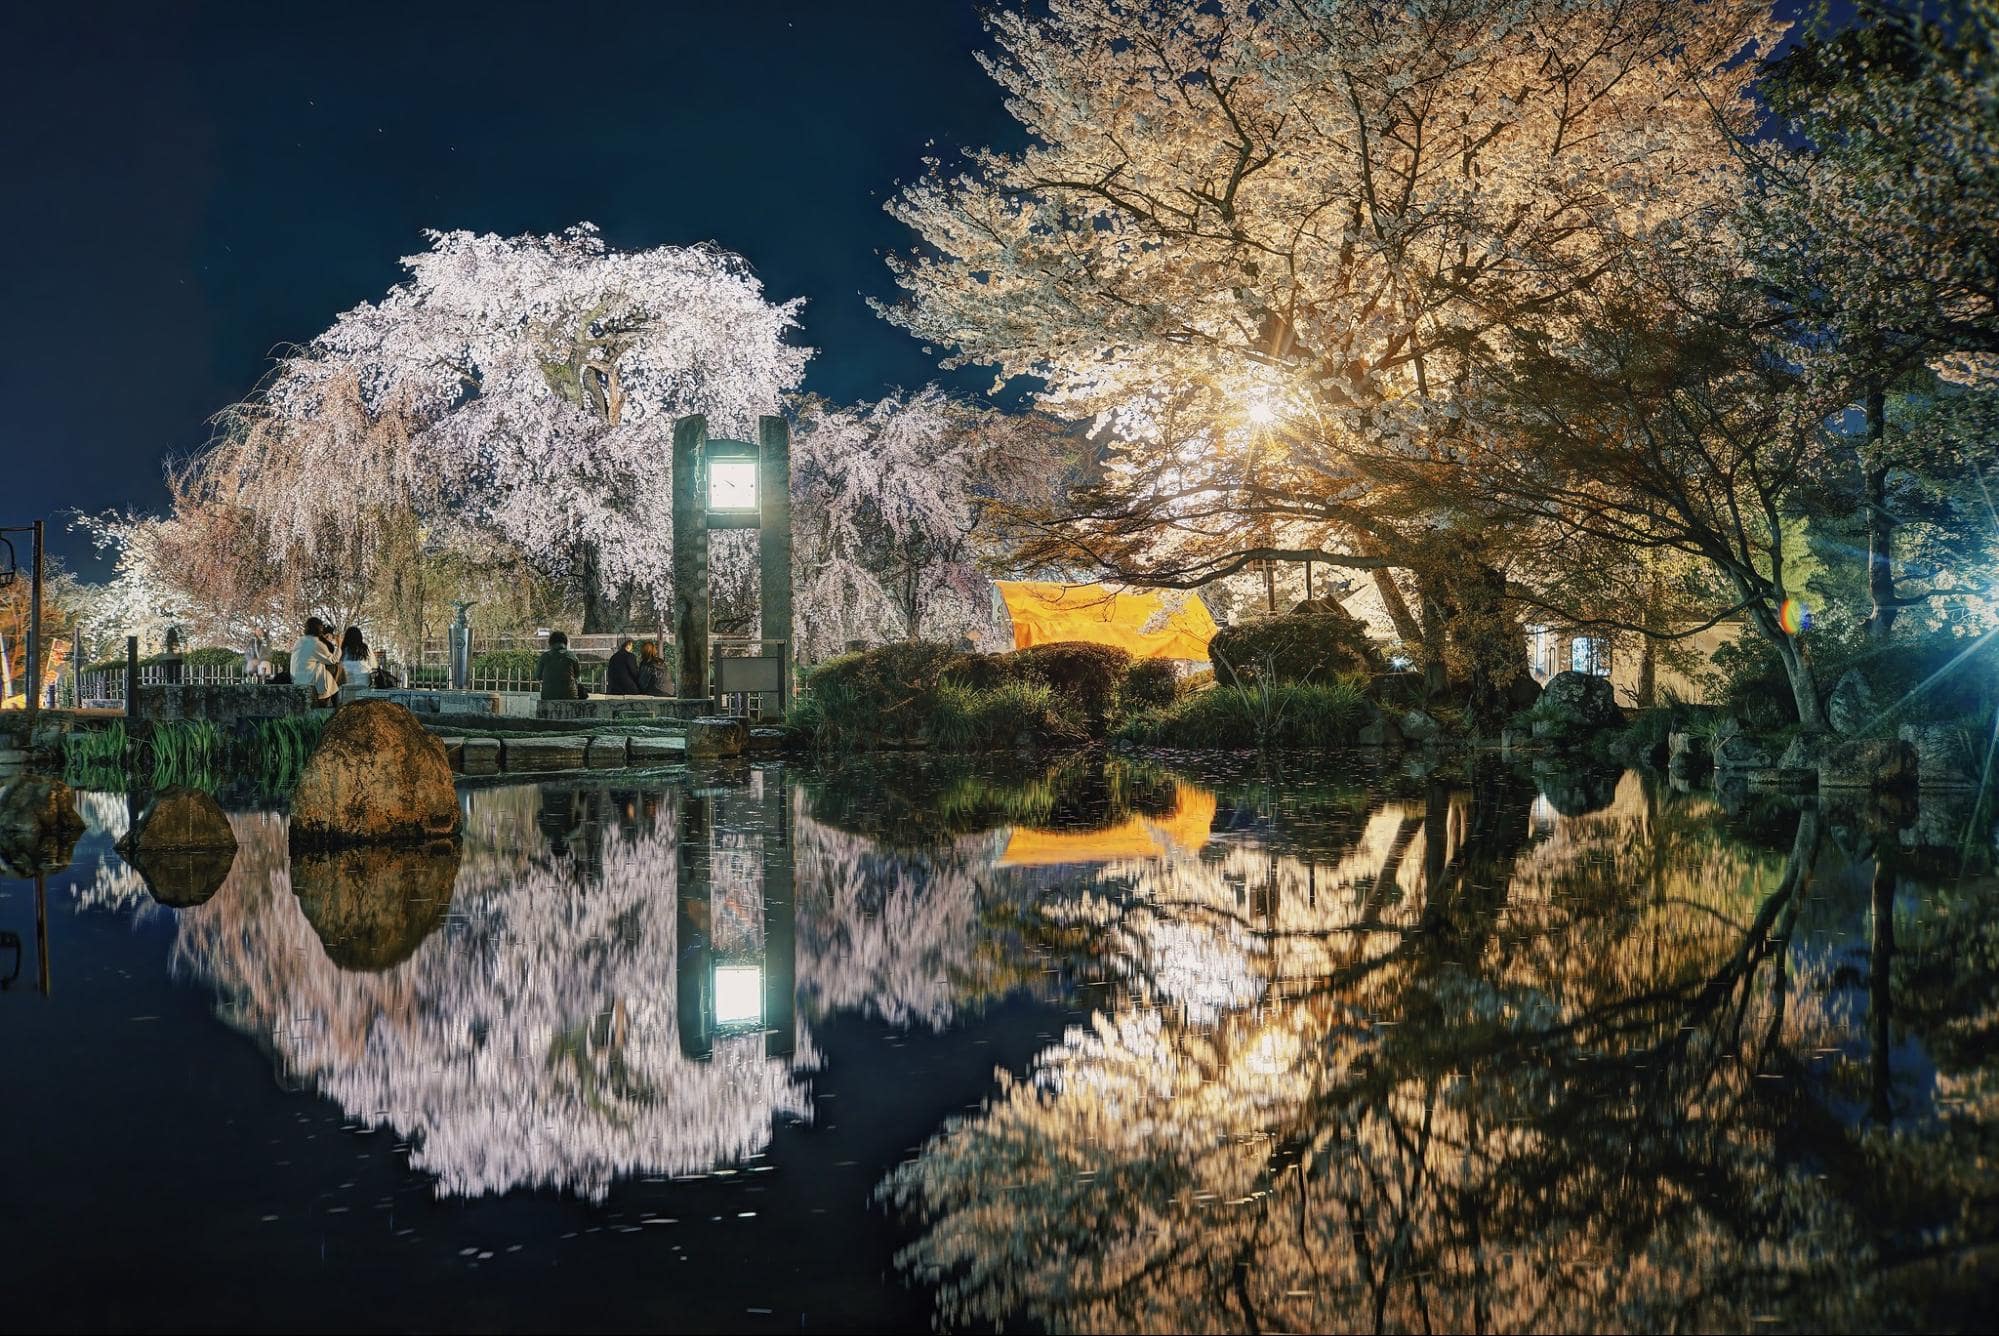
[686,716,748,761]
[119,785,237,854]
[1827,670,1877,736]
[1397,709,1442,743]
[134,849,238,909]
[0,773,85,874]
[290,700,461,847]
[1538,671,1621,732]
[291,840,460,971]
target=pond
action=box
[2,754,1994,1333]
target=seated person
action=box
[536,631,588,701]
[607,638,641,695]
[636,640,670,696]
[289,616,340,707]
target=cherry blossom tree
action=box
[879,0,1779,691]
[274,225,809,630]
[790,387,1067,658]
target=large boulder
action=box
[686,716,748,761]
[1398,709,1442,743]
[118,785,236,854]
[289,700,460,848]
[1538,671,1621,732]
[116,785,239,908]
[1712,730,1775,772]
[1819,738,1917,790]
[1827,670,1878,736]
[0,773,85,874]
[291,839,460,971]
[1898,723,1979,789]
[1504,672,1544,712]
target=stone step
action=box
[584,736,629,769]
[628,735,685,766]
[498,735,589,772]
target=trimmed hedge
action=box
[1001,643,1133,731]
[1211,611,1381,685]
[796,640,1185,749]
[1122,659,1181,713]
[84,646,247,674]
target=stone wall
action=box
[135,683,315,728]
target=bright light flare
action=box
[713,964,764,1026]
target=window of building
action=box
[1571,636,1610,676]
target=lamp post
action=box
[671,414,794,713]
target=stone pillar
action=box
[757,415,792,711]
[761,766,795,1061]
[125,636,140,722]
[673,415,710,700]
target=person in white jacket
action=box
[289,616,341,707]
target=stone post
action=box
[757,415,793,713]
[673,415,710,700]
[448,602,474,690]
[124,636,139,722]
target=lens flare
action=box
[1778,598,1813,635]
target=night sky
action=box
[1,1,1020,572]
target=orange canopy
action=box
[998,782,1217,868]
[995,581,1217,661]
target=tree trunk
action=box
[1415,574,1449,696]
[1777,627,1828,731]
[1634,571,1662,709]
[579,541,612,634]
[1862,388,1899,642]
[1371,567,1423,648]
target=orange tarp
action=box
[995,581,1217,661]
[998,782,1217,868]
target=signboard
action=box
[715,653,784,695]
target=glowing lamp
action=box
[713,963,764,1026]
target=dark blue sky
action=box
[1,1,1019,571]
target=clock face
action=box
[708,457,759,512]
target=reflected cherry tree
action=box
[168,786,815,1200]
[882,769,1984,1332]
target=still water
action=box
[3,754,1994,1332]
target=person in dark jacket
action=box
[537,631,587,701]
[636,640,670,696]
[607,638,641,695]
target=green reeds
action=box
[250,713,328,792]
[147,720,224,789]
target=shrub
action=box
[1210,611,1382,685]
[1118,679,1371,749]
[800,641,967,747]
[1121,659,1182,714]
[472,649,542,684]
[1004,642,1134,730]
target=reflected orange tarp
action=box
[996,580,1217,661]
[998,782,1217,868]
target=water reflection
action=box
[42,756,1999,1330]
[164,783,813,1200]
[868,766,1995,1333]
